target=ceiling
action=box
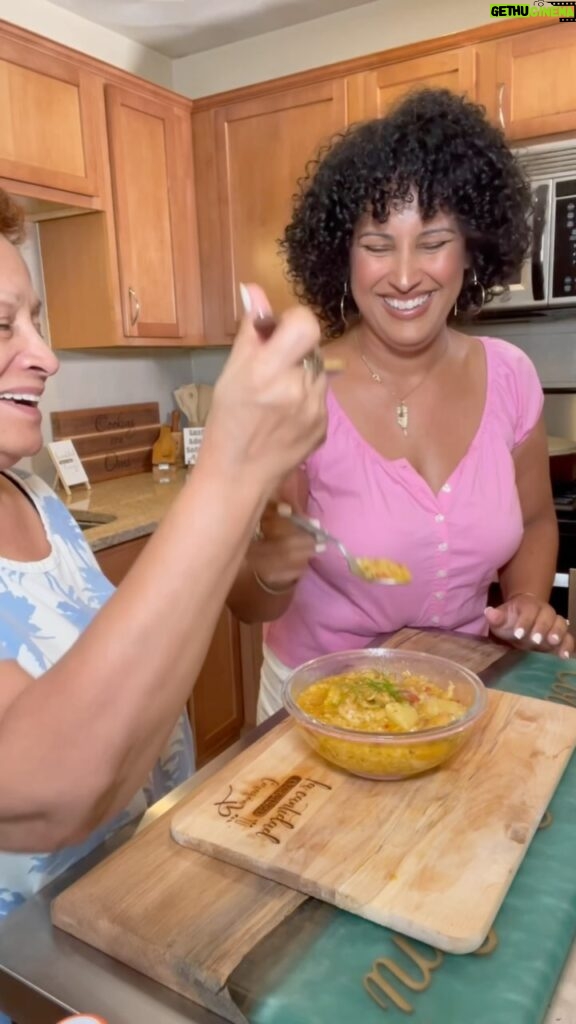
[48,0,377,59]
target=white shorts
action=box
[256,644,294,724]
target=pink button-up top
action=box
[266,337,544,669]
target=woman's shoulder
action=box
[8,468,57,500]
[475,334,539,376]
[8,469,92,546]
[474,335,543,444]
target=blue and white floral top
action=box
[0,469,195,923]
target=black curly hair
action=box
[280,88,532,338]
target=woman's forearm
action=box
[0,462,266,850]
[498,513,558,602]
[227,560,295,623]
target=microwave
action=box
[484,140,576,316]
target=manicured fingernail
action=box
[310,518,321,528]
[549,633,561,644]
[315,543,326,554]
[277,502,292,517]
[562,650,570,659]
[514,627,525,640]
[531,632,542,645]
[239,282,251,314]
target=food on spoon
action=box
[355,557,412,583]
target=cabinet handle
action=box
[128,286,140,326]
[497,83,506,131]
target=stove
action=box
[554,492,576,514]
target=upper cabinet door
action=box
[477,25,576,141]
[355,48,476,121]
[105,86,202,340]
[0,37,99,195]
[207,80,347,337]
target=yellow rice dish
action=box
[295,669,468,778]
[355,557,412,583]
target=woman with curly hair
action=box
[228,87,573,721]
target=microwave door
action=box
[488,181,551,310]
[531,182,551,302]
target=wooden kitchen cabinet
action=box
[95,534,148,585]
[189,607,245,767]
[38,81,204,348]
[193,79,348,341]
[105,86,203,340]
[350,47,476,122]
[95,535,252,766]
[476,24,576,141]
[0,34,100,198]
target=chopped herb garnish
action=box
[363,676,402,701]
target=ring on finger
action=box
[302,350,323,380]
[253,521,264,542]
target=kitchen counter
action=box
[0,630,574,1024]
[62,468,190,551]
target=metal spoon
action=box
[281,509,411,586]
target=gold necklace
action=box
[358,342,449,437]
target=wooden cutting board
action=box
[46,632,526,1021]
[50,790,306,1024]
[172,689,576,954]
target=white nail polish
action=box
[277,502,292,518]
[531,633,542,645]
[514,627,525,640]
[239,282,251,314]
[310,518,321,528]
[315,543,326,554]
[562,650,570,659]
[550,634,560,644]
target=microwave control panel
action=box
[553,178,576,299]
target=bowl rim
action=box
[281,647,488,745]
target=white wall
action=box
[173,0,492,99]
[0,0,172,87]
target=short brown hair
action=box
[0,188,26,244]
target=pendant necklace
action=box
[358,340,449,437]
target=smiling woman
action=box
[227,88,574,723]
[0,197,58,472]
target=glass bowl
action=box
[282,648,488,780]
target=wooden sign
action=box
[171,690,576,954]
[51,403,161,484]
[51,403,160,437]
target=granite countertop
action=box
[63,469,190,551]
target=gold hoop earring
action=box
[340,281,349,328]
[453,297,459,319]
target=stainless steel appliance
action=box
[484,140,576,315]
